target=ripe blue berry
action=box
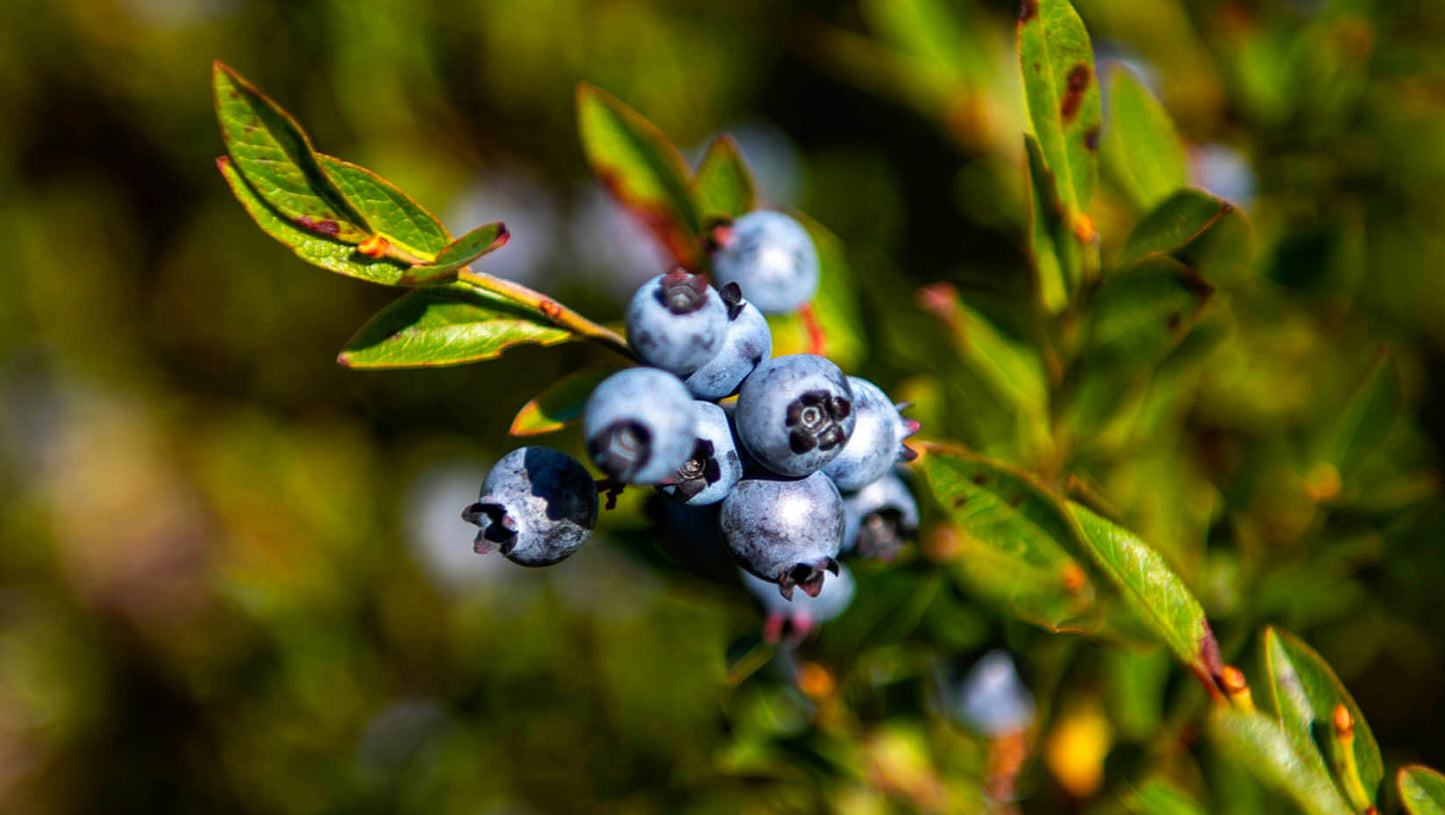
[660,401,744,506]
[710,210,819,315]
[720,471,845,600]
[584,367,696,485]
[741,562,856,644]
[822,377,920,491]
[842,471,918,560]
[625,269,727,375]
[461,447,598,566]
[735,354,855,478]
[683,283,772,400]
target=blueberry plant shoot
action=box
[212,0,1441,810]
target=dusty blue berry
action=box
[842,471,918,560]
[461,447,598,566]
[741,562,855,645]
[584,367,695,485]
[720,471,844,600]
[710,210,819,314]
[683,283,772,399]
[735,354,855,477]
[625,269,727,375]
[952,650,1035,737]
[660,401,744,506]
[822,377,920,491]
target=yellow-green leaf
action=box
[1018,0,1102,215]
[1120,189,1253,286]
[1025,133,1082,311]
[319,154,451,261]
[510,367,622,436]
[1207,707,1354,815]
[1400,765,1445,815]
[691,135,756,222]
[1102,66,1189,212]
[400,222,510,285]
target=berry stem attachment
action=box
[459,268,636,360]
[1331,705,1374,812]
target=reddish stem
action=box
[800,303,827,356]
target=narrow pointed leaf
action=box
[767,214,865,369]
[338,282,574,369]
[400,222,510,285]
[1018,0,1102,214]
[1120,189,1253,285]
[1315,349,1401,477]
[577,83,703,268]
[217,157,407,285]
[1102,66,1189,211]
[1262,627,1383,800]
[319,155,451,261]
[510,367,622,436]
[1207,707,1354,815]
[1067,502,1218,677]
[1085,255,1213,371]
[1400,765,1445,815]
[691,135,756,221]
[915,443,1099,631]
[213,62,370,243]
[1026,133,1081,311]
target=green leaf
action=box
[1120,189,1253,285]
[217,157,407,285]
[1018,0,1102,215]
[1102,66,1189,212]
[914,443,1098,631]
[510,367,621,436]
[1085,255,1213,372]
[767,215,866,370]
[1262,627,1383,800]
[1025,133,1082,312]
[213,62,370,243]
[400,222,510,285]
[1400,765,1445,815]
[1315,349,1401,477]
[691,135,756,222]
[318,154,451,261]
[1120,775,1207,815]
[1207,707,1354,815]
[1066,502,1216,676]
[576,83,703,269]
[338,282,574,369]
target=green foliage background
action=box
[2,0,1445,812]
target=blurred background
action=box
[2,0,1445,811]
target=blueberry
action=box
[625,269,727,375]
[584,367,696,485]
[660,401,744,506]
[822,377,920,491]
[710,210,819,315]
[683,283,772,400]
[952,650,1035,737]
[735,354,855,477]
[842,471,918,560]
[461,447,598,566]
[720,470,845,600]
[741,562,856,644]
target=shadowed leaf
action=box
[1208,707,1354,815]
[1103,66,1189,212]
[213,62,370,243]
[1400,765,1445,815]
[1018,0,1102,215]
[319,154,451,261]
[338,283,574,369]
[1314,349,1401,478]
[217,157,407,285]
[692,135,756,221]
[1026,133,1082,311]
[1121,189,1252,285]
[1085,255,1213,371]
[511,367,623,436]
[577,83,703,269]
[400,222,510,285]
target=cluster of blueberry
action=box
[463,211,920,633]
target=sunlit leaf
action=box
[319,154,450,261]
[1262,627,1383,800]
[1067,502,1217,676]
[510,367,622,436]
[767,214,865,369]
[1120,189,1252,285]
[1102,66,1189,212]
[217,157,407,285]
[1207,707,1354,815]
[1026,133,1082,311]
[915,443,1098,631]
[576,83,703,269]
[691,135,756,222]
[1121,774,1206,815]
[213,62,370,243]
[1400,765,1445,815]
[338,282,574,369]
[400,222,510,285]
[1018,0,1102,215]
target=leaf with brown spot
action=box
[1018,0,1102,216]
